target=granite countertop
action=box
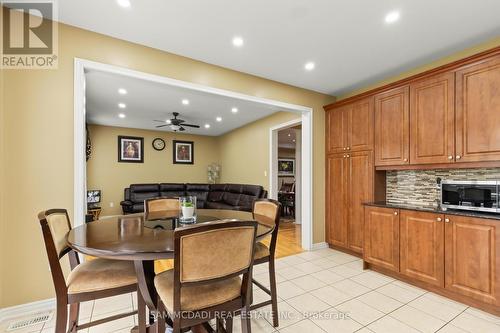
[363,201,500,221]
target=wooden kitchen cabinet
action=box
[455,55,500,163]
[400,210,445,287]
[326,154,348,247]
[326,105,348,154]
[410,72,455,165]
[444,215,500,306]
[364,206,400,272]
[375,86,410,166]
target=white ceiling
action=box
[278,127,300,149]
[59,0,500,95]
[85,69,291,136]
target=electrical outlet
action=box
[264,170,267,177]
[109,202,114,208]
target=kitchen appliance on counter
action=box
[441,180,500,213]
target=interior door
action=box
[347,151,373,254]
[326,154,348,247]
[445,215,499,305]
[400,210,444,287]
[326,106,349,154]
[348,97,374,152]
[375,86,410,166]
[455,55,500,162]
[364,206,400,272]
[410,72,455,164]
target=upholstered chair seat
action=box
[253,242,270,260]
[67,258,137,294]
[154,269,242,311]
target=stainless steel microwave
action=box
[441,180,500,213]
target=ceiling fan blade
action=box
[182,124,200,128]
[156,124,169,128]
[179,127,186,131]
[177,119,186,124]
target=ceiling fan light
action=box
[170,124,181,131]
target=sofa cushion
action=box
[208,184,227,202]
[242,185,263,197]
[222,184,243,206]
[206,202,236,210]
[238,185,263,210]
[159,183,185,197]
[185,184,210,208]
[130,184,160,203]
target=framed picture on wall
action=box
[118,136,144,163]
[278,158,295,176]
[173,140,194,164]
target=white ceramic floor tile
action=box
[391,280,427,294]
[450,312,500,333]
[376,282,424,303]
[368,316,420,333]
[254,288,272,305]
[331,279,370,298]
[254,272,271,288]
[289,275,326,292]
[294,261,324,274]
[355,291,403,314]
[408,294,466,322]
[92,294,134,316]
[328,265,362,278]
[335,299,385,325]
[310,309,363,333]
[437,324,469,333]
[350,271,394,289]
[232,312,276,333]
[286,293,331,317]
[464,307,500,325]
[310,269,345,285]
[276,281,306,300]
[310,286,353,307]
[343,260,364,272]
[295,251,324,261]
[274,260,292,270]
[277,266,308,280]
[278,319,325,333]
[390,305,446,333]
[266,301,304,329]
[88,309,135,333]
[310,257,339,270]
[277,255,307,266]
[423,293,468,312]
[312,248,339,257]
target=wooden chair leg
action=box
[216,318,222,332]
[173,320,181,333]
[268,259,279,327]
[68,302,80,333]
[225,316,233,333]
[156,300,166,333]
[240,306,251,333]
[55,299,68,333]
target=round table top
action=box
[67,209,274,260]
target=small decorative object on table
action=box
[207,163,221,184]
[179,196,197,223]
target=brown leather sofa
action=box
[120,183,267,214]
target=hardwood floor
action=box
[154,221,303,273]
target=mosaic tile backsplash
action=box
[386,168,500,208]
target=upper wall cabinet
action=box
[410,72,455,165]
[326,97,374,154]
[375,86,410,166]
[455,55,500,163]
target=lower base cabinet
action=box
[363,206,500,311]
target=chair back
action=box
[253,199,282,255]
[279,182,294,193]
[145,197,180,213]
[38,209,80,295]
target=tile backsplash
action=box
[386,168,500,208]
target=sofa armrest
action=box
[120,200,134,214]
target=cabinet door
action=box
[326,154,348,247]
[400,210,444,287]
[375,86,410,166]
[410,73,455,164]
[326,106,349,154]
[364,206,400,272]
[445,215,500,305]
[347,151,373,254]
[348,97,374,152]
[456,55,500,162]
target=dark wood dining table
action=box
[66,209,274,333]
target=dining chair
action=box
[145,197,180,213]
[38,209,138,333]
[154,220,258,333]
[251,199,282,327]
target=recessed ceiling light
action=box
[304,62,315,71]
[216,117,222,122]
[231,107,238,113]
[118,88,127,95]
[288,133,291,137]
[118,103,126,109]
[182,99,190,105]
[293,139,296,142]
[385,10,400,24]
[116,0,131,8]
[232,36,244,47]
[204,124,211,129]
[118,113,126,118]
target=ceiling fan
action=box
[154,112,200,132]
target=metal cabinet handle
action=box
[445,218,450,223]
[347,147,350,150]
[448,155,453,160]
[403,158,408,162]
[343,147,347,151]
[346,154,350,158]
[456,155,461,160]
[394,212,398,216]
[437,217,442,222]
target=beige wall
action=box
[0,62,4,307]
[1,17,334,307]
[87,125,220,216]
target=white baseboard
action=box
[0,298,55,322]
[311,242,329,250]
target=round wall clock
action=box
[152,138,166,151]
